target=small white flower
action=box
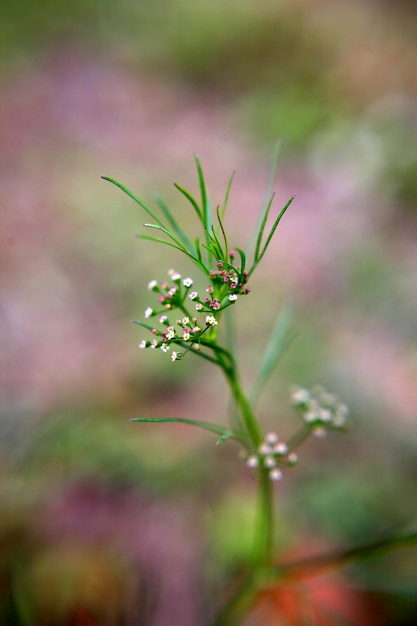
[182,329,190,341]
[166,326,175,340]
[304,411,317,423]
[258,443,272,456]
[171,351,178,362]
[264,455,276,469]
[168,269,181,280]
[318,409,332,423]
[160,344,170,353]
[159,315,168,323]
[139,340,147,349]
[290,386,310,405]
[246,455,259,469]
[314,427,327,438]
[229,294,238,302]
[147,280,158,290]
[144,307,153,319]
[195,302,203,311]
[168,287,177,297]
[265,432,279,446]
[269,468,283,481]
[182,317,190,325]
[287,452,298,465]
[189,291,198,300]
[206,315,218,327]
[182,277,193,287]
[274,442,288,456]
[150,339,158,349]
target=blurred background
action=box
[1,0,417,624]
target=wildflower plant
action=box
[102,156,416,625]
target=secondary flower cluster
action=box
[243,386,349,482]
[245,431,298,482]
[290,384,349,437]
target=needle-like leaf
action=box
[253,192,276,266]
[138,234,199,261]
[220,170,235,221]
[256,196,294,266]
[130,416,244,444]
[195,155,212,234]
[235,248,246,275]
[102,176,165,228]
[154,193,194,253]
[249,195,294,276]
[174,182,202,221]
[250,304,295,406]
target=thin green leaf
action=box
[216,205,228,260]
[131,319,155,331]
[143,223,190,253]
[130,416,243,442]
[101,176,165,229]
[253,192,276,265]
[210,224,225,259]
[174,182,202,221]
[250,304,294,406]
[235,247,246,274]
[138,234,199,261]
[246,139,283,259]
[194,155,214,267]
[154,193,194,253]
[194,154,212,233]
[220,170,235,221]
[216,433,233,445]
[249,195,294,276]
[258,196,294,261]
[194,237,203,263]
[202,239,222,261]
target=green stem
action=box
[223,368,263,448]
[254,467,274,567]
[205,338,276,626]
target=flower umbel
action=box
[134,270,223,360]
[290,384,350,433]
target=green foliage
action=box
[250,305,295,407]
[103,156,294,280]
[130,417,245,446]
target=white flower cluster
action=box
[245,431,298,482]
[290,384,349,437]
[138,270,222,362]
